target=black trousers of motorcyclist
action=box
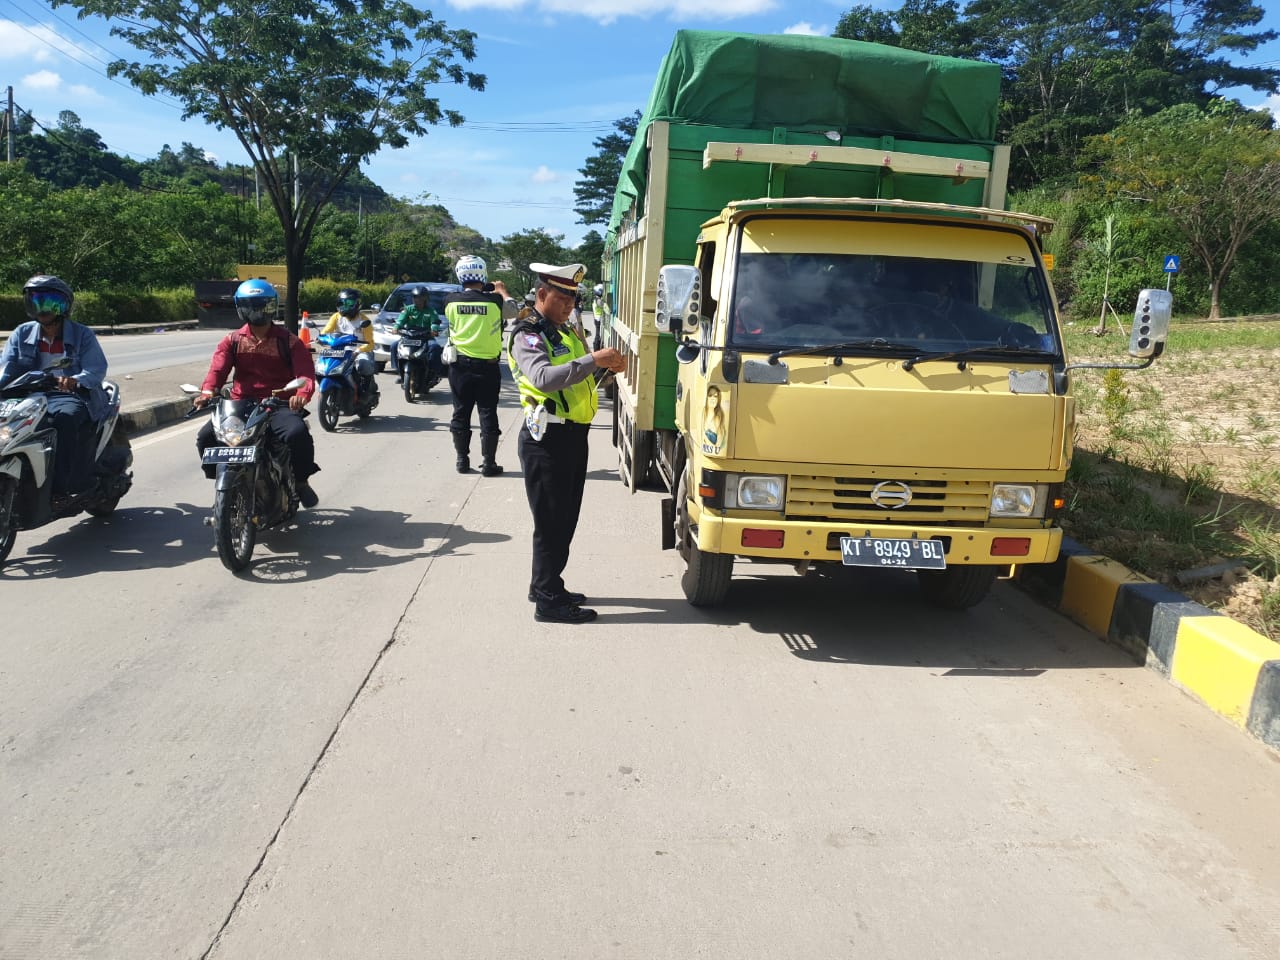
[46,392,96,496]
[447,356,501,475]
[196,411,317,485]
[519,420,589,602]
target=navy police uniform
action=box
[508,262,604,623]
[443,288,507,474]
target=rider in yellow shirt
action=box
[321,287,377,401]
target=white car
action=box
[368,282,461,370]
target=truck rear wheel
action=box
[916,565,999,610]
[675,468,732,606]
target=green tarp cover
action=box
[609,30,1001,237]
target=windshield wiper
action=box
[767,338,918,364]
[901,345,1057,372]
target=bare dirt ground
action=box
[1064,320,1280,639]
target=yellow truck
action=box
[603,31,1169,608]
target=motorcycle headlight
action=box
[990,483,1045,518]
[725,474,786,510]
[0,397,45,444]
[216,415,249,446]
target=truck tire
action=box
[676,468,732,606]
[916,565,999,610]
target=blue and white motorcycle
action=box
[0,363,133,566]
[313,322,378,432]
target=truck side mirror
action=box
[655,265,702,334]
[1129,289,1171,359]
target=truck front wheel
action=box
[675,468,732,606]
[916,565,999,610]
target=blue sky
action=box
[3,0,1279,249]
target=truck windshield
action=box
[728,251,1058,357]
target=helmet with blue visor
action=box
[23,275,74,322]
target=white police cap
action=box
[530,262,586,295]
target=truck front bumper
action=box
[695,514,1062,566]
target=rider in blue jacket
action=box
[0,276,109,500]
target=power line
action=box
[0,2,186,111]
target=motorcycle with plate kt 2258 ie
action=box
[183,378,309,573]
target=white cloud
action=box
[21,69,62,91]
[18,70,104,102]
[783,21,828,37]
[531,165,558,183]
[1253,93,1280,120]
[0,20,100,68]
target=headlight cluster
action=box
[724,474,786,510]
[215,414,253,446]
[990,483,1049,518]
[0,398,44,445]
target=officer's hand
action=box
[491,280,510,299]
[591,347,625,373]
[288,394,306,412]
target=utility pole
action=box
[5,86,13,162]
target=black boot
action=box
[453,429,472,473]
[480,435,503,477]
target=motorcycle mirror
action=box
[359,319,372,329]
[281,377,308,391]
[179,383,201,394]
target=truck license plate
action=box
[202,446,258,465]
[840,536,946,569]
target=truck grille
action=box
[787,475,991,525]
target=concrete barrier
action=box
[1017,538,1280,751]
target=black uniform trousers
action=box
[448,356,501,442]
[196,409,316,483]
[519,420,590,600]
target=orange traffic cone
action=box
[299,311,311,347]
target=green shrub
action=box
[0,288,195,331]
[298,279,396,318]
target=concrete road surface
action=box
[1,369,1278,960]
[97,328,228,377]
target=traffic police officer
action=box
[443,256,516,475]
[508,262,625,624]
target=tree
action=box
[1085,102,1280,319]
[573,111,641,226]
[497,228,570,295]
[59,0,485,328]
[962,0,1279,188]
[834,0,971,56]
[573,230,605,278]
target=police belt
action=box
[528,407,591,430]
[453,354,500,365]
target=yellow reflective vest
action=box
[507,323,598,425]
[444,290,504,360]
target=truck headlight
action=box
[990,483,1046,518]
[725,474,785,510]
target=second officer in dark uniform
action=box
[508,262,625,624]
[444,255,516,475]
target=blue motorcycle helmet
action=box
[234,278,278,326]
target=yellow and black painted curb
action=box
[1016,538,1280,751]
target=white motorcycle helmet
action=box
[455,255,488,285]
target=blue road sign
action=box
[1164,255,1180,274]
